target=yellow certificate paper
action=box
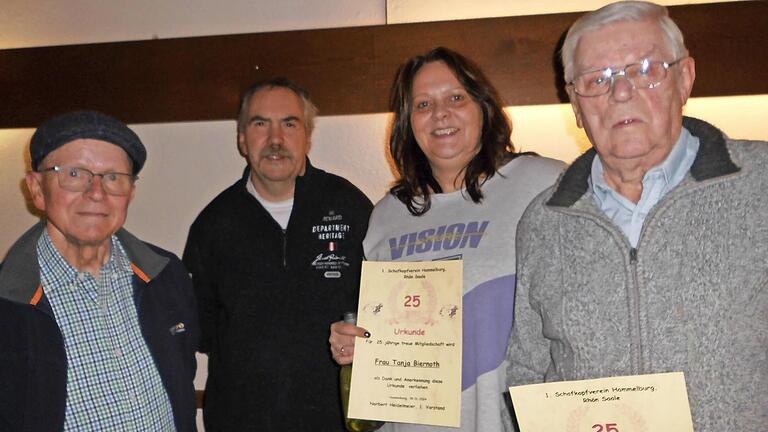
[348,260,463,427]
[509,372,694,432]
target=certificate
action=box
[348,260,463,427]
[508,372,694,432]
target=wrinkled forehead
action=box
[574,20,672,71]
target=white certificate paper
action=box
[509,372,694,432]
[348,260,463,427]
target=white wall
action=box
[127,114,395,255]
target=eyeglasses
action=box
[569,58,685,97]
[38,166,137,196]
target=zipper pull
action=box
[629,248,638,264]
[282,229,288,268]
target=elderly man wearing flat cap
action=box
[0,111,198,431]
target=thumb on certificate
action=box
[329,321,371,365]
[331,321,371,339]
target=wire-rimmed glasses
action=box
[569,57,685,97]
[38,166,136,196]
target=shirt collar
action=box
[246,176,295,207]
[38,229,133,289]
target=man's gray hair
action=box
[561,1,689,83]
[236,77,319,134]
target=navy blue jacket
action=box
[0,297,66,432]
[0,223,199,432]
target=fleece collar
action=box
[0,222,168,304]
[547,116,740,207]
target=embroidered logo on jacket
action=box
[312,211,351,241]
[311,210,354,278]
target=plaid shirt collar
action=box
[37,229,133,297]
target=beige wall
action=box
[5,94,766,259]
[3,0,766,259]
[386,0,747,23]
[0,0,386,49]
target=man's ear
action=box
[567,87,584,129]
[676,56,696,106]
[237,132,247,157]
[128,182,136,205]
[25,172,47,212]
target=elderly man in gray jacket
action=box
[506,2,766,431]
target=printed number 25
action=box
[404,295,421,307]
[593,424,618,432]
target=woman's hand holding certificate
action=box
[348,261,463,428]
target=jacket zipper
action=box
[554,207,647,373]
[281,229,287,269]
[629,247,642,373]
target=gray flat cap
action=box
[30,111,147,175]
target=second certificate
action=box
[349,260,463,427]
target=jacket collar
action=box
[0,221,168,304]
[547,116,740,207]
[116,228,169,281]
[239,157,317,185]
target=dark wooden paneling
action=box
[1,1,765,128]
[671,2,768,100]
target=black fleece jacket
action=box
[183,160,372,431]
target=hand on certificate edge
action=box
[329,321,370,365]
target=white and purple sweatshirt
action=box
[363,156,564,432]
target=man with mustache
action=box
[183,78,372,431]
[506,2,767,430]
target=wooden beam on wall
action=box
[1,1,765,128]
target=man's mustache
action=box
[260,147,291,159]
